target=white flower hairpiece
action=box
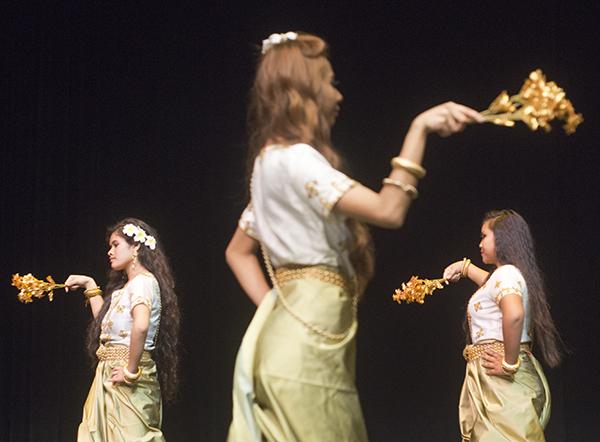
[261,31,298,54]
[122,223,157,250]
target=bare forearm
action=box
[397,118,428,164]
[227,252,270,306]
[127,325,148,373]
[502,315,523,365]
[375,120,428,227]
[89,296,105,318]
[501,297,525,365]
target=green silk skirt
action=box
[77,355,164,441]
[228,278,368,442]
[459,349,551,441]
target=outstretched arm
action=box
[335,102,483,228]
[226,227,271,306]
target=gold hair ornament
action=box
[392,276,448,305]
[12,273,65,304]
[481,69,583,134]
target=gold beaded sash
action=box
[463,341,531,362]
[260,243,357,341]
[275,265,354,294]
[96,344,151,362]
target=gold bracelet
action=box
[390,156,426,179]
[83,287,103,299]
[123,366,142,384]
[461,258,471,278]
[501,358,521,374]
[382,178,419,199]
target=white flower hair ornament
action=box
[261,31,298,54]
[122,223,157,250]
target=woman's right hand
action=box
[413,102,484,137]
[443,261,464,283]
[64,274,97,292]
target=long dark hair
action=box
[485,209,562,367]
[85,218,181,402]
[246,32,374,294]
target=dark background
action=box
[2,1,599,441]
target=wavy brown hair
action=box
[85,218,181,402]
[484,209,563,367]
[246,32,374,294]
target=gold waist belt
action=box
[463,341,531,362]
[275,265,353,293]
[96,344,151,362]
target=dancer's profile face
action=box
[107,232,137,271]
[318,58,343,124]
[479,221,498,266]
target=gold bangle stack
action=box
[461,258,471,279]
[123,366,142,384]
[84,287,103,299]
[501,358,521,374]
[390,156,427,179]
[382,178,419,199]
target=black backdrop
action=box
[3,1,600,441]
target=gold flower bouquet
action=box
[12,273,65,304]
[481,69,583,134]
[392,276,448,305]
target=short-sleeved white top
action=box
[467,264,531,344]
[100,273,162,351]
[239,143,358,276]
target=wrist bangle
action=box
[123,366,142,384]
[382,178,419,199]
[461,258,471,279]
[390,156,427,179]
[501,358,521,374]
[83,287,103,299]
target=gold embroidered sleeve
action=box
[292,145,359,218]
[130,294,152,312]
[495,287,523,304]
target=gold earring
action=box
[131,251,138,271]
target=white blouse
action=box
[100,273,162,351]
[467,264,531,344]
[239,143,358,276]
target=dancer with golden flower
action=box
[443,210,562,441]
[226,30,482,441]
[65,218,180,441]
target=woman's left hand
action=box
[481,350,507,376]
[110,366,125,384]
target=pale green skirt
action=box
[78,356,164,442]
[228,278,368,442]
[459,349,551,441]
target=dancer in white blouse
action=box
[226,31,482,442]
[65,218,180,441]
[443,210,562,441]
